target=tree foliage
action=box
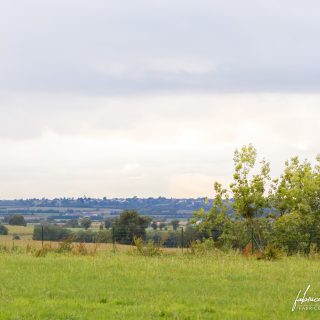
[114,210,151,244]
[7,214,27,226]
[80,217,92,230]
[230,144,270,221]
[33,224,72,241]
[192,144,320,253]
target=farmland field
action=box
[0,247,319,320]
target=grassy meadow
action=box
[0,241,319,319]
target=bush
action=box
[94,230,112,243]
[33,224,72,241]
[12,234,20,240]
[56,237,74,253]
[190,238,215,255]
[74,230,96,242]
[272,212,310,254]
[258,244,283,261]
[133,237,162,256]
[0,224,8,235]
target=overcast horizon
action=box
[1,1,320,199]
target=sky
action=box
[0,0,320,199]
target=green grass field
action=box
[0,249,319,320]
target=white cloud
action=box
[0,93,320,198]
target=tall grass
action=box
[0,247,319,319]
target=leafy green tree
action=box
[8,214,27,226]
[270,156,320,253]
[80,217,92,230]
[192,182,229,240]
[193,144,271,249]
[270,157,317,216]
[230,144,270,221]
[114,210,151,244]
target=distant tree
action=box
[171,220,180,231]
[159,222,166,231]
[33,224,72,241]
[64,219,79,228]
[114,210,151,244]
[151,221,157,230]
[8,214,27,226]
[104,217,113,229]
[0,224,8,235]
[80,217,92,230]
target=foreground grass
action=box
[0,250,319,319]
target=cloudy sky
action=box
[0,0,320,199]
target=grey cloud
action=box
[1,0,320,94]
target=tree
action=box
[230,144,270,222]
[114,210,151,244]
[171,220,180,231]
[271,157,318,217]
[270,156,320,253]
[0,224,8,235]
[104,217,113,229]
[8,214,27,226]
[193,144,271,249]
[192,182,230,241]
[80,217,92,230]
[151,221,158,230]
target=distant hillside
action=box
[0,197,214,220]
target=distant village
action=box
[0,197,213,223]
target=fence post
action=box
[112,226,115,251]
[41,225,44,248]
[251,225,254,255]
[181,227,184,254]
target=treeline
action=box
[33,210,199,247]
[0,197,212,219]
